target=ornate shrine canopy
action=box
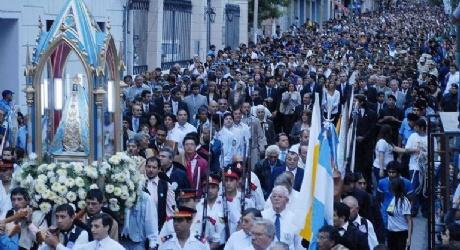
[33,0,107,68]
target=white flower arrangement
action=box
[15,152,143,219]
[14,161,99,213]
[105,152,144,217]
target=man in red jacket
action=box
[183,134,208,194]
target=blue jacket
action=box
[271,166,304,192]
[122,191,158,248]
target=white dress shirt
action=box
[158,233,210,250]
[261,208,304,249]
[230,122,250,157]
[352,214,378,249]
[215,127,238,167]
[167,122,197,151]
[73,235,124,250]
[224,230,252,250]
[146,177,176,216]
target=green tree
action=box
[248,0,290,25]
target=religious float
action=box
[15,0,143,220]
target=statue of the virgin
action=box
[50,76,90,155]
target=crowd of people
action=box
[0,0,458,249]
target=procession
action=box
[0,0,457,249]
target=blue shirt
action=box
[0,234,18,250]
[377,176,412,226]
[0,100,12,117]
[398,118,414,146]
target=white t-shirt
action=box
[372,139,394,169]
[405,133,427,171]
[387,196,411,232]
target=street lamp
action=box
[205,0,216,52]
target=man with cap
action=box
[195,173,226,249]
[223,165,256,234]
[159,206,209,250]
[159,189,215,245]
[0,90,13,117]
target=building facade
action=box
[131,0,248,73]
[0,0,125,114]
[0,0,248,112]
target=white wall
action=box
[0,0,125,114]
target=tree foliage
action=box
[248,0,290,25]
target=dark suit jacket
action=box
[336,83,352,106]
[140,103,157,116]
[260,87,280,112]
[160,165,191,191]
[155,97,188,114]
[293,103,313,119]
[356,107,377,144]
[126,115,145,133]
[354,86,378,105]
[271,166,304,191]
[254,159,286,199]
[340,223,370,250]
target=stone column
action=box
[94,86,106,162]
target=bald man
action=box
[343,196,378,249]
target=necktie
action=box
[268,88,271,97]
[275,213,281,241]
[280,151,286,161]
[134,118,139,131]
[354,221,359,227]
[96,241,102,250]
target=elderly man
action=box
[261,185,303,249]
[225,208,262,250]
[342,196,378,249]
[243,218,276,250]
[254,145,286,199]
[124,75,151,103]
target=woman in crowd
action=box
[290,110,311,143]
[386,178,413,250]
[280,82,301,133]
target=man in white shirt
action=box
[225,208,262,250]
[74,213,124,250]
[159,206,209,250]
[261,186,303,249]
[342,196,378,249]
[167,109,197,151]
[216,113,239,167]
[145,157,176,230]
[230,109,250,157]
[39,204,89,250]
